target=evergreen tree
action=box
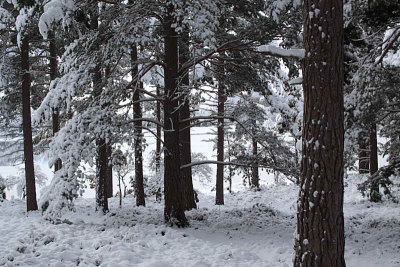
[294,0,346,265]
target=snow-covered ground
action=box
[1,176,399,267]
[1,127,399,266]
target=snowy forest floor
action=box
[1,176,400,267]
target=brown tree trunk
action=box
[21,35,38,212]
[163,7,188,226]
[251,136,259,189]
[358,132,369,174]
[49,31,62,172]
[369,123,380,202]
[179,31,196,211]
[215,77,225,205]
[294,0,346,266]
[131,45,145,206]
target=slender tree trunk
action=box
[369,123,380,202]
[294,0,346,266]
[21,35,38,212]
[96,138,108,212]
[227,135,232,193]
[215,75,225,205]
[106,144,113,198]
[358,132,369,174]
[130,45,145,206]
[179,31,196,210]
[118,173,122,207]
[251,136,259,189]
[156,86,162,177]
[163,8,188,226]
[48,31,62,172]
[91,6,108,213]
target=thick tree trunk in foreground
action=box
[251,137,259,189]
[163,9,188,226]
[369,123,380,202]
[215,77,225,205]
[131,45,145,207]
[21,35,38,212]
[49,31,62,172]
[179,32,196,211]
[294,0,346,266]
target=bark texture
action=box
[21,35,38,212]
[91,7,108,213]
[106,144,113,198]
[294,0,346,266]
[131,45,145,207]
[163,8,188,226]
[156,86,162,179]
[358,132,369,174]
[215,78,225,205]
[179,31,196,211]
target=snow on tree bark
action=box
[163,4,188,226]
[48,30,62,172]
[21,35,38,212]
[131,44,145,207]
[294,0,346,265]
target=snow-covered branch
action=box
[181,160,249,169]
[255,45,305,60]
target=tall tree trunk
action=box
[90,6,108,213]
[106,144,113,198]
[215,75,225,205]
[48,31,62,172]
[227,135,232,193]
[251,136,259,189]
[179,31,196,210]
[294,0,346,266]
[131,45,145,207]
[358,132,369,174]
[369,123,380,202]
[96,138,108,212]
[21,35,38,212]
[163,8,188,226]
[156,86,162,178]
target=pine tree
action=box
[294,0,346,265]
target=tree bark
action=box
[21,35,38,212]
[369,123,380,202]
[163,7,188,226]
[179,31,196,210]
[131,45,145,206]
[358,132,369,174]
[294,0,346,266]
[106,144,113,198]
[251,136,259,189]
[91,6,108,213]
[156,86,162,179]
[215,75,225,205]
[48,31,62,172]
